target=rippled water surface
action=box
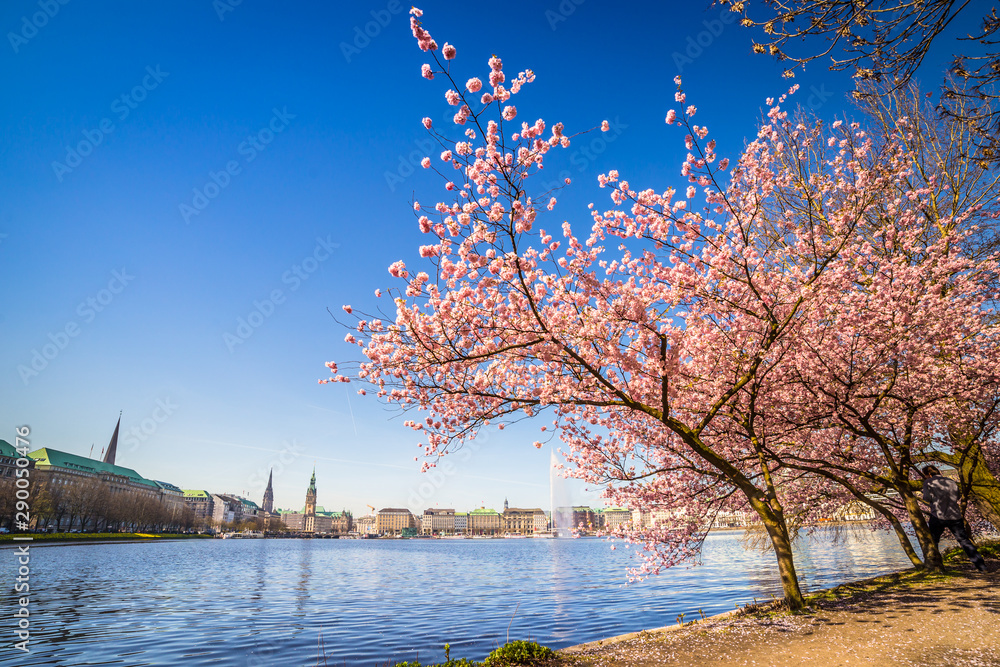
[2,529,915,666]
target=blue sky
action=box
[0,0,980,515]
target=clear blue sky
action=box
[0,0,977,515]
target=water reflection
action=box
[1,529,917,666]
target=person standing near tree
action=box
[921,465,988,572]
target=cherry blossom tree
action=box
[771,222,999,570]
[857,83,1000,530]
[763,87,1000,570]
[325,8,997,607]
[727,0,1000,161]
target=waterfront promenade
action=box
[563,557,999,666]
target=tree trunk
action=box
[751,498,806,610]
[899,484,943,571]
[883,510,924,568]
[857,495,924,568]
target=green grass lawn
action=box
[0,532,213,542]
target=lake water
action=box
[2,529,915,666]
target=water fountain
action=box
[549,449,574,538]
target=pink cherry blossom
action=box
[466,77,482,92]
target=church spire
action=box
[102,412,121,465]
[262,469,274,515]
[308,465,316,493]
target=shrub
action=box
[392,641,556,667]
[484,641,556,666]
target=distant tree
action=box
[0,478,14,531]
[32,473,67,531]
[727,0,1000,160]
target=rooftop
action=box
[154,480,183,493]
[29,447,159,489]
[0,439,20,459]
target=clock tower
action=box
[305,466,317,533]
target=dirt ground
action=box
[560,559,1000,666]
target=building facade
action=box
[467,508,501,535]
[603,507,632,531]
[278,468,352,534]
[281,511,306,531]
[421,508,456,535]
[0,439,32,480]
[502,507,545,535]
[182,490,215,523]
[211,494,244,525]
[153,480,185,523]
[355,515,377,535]
[376,508,416,535]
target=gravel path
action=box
[561,561,1000,666]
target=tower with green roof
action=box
[304,466,317,533]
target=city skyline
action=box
[27,417,577,516]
